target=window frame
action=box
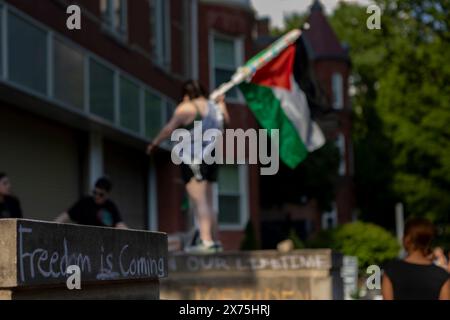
[119,74,142,133]
[6,8,49,96]
[100,0,128,42]
[150,0,171,69]
[332,72,344,110]
[336,133,347,176]
[214,165,250,231]
[321,202,338,230]
[52,35,86,110]
[0,2,173,144]
[209,30,245,104]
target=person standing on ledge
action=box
[0,172,23,219]
[55,177,127,229]
[382,218,449,300]
[147,80,230,254]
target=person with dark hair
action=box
[382,218,449,300]
[147,80,230,253]
[0,172,23,219]
[55,177,127,229]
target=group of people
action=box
[0,172,127,229]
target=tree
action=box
[330,1,450,233]
[373,0,450,227]
[272,2,450,240]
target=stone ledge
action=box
[162,250,344,300]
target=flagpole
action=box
[209,29,302,101]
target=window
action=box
[149,0,170,67]
[89,59,115,122]
[322,203,338,230]
[119,76,140,133]
[336,133,346,176]
[144,91,164,139]
[8,12,47,94]
[53,39,84,109]
[332,72,344,109]
[217,165,248,229]
[165,100,176,122]
[211,34,243,100]
[100,0,127,38]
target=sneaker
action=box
[184,241,223,254]
[212,241,224,253]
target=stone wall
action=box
[161,250,344,300]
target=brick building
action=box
[0,0,354,250]
[0,0,260,250]
[305,0,355,226]
[256,0,355,247]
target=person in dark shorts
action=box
[180,162,219,185]
[147,80,230,254]
[55,177,127,229]
[382,218,449,300]
[0,172,23,219]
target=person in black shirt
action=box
[55,177,127,229]
[0,172,23,219]
[382,218,449,300]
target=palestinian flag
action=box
[239,43,325,169]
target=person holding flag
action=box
[147,80,229,254]
[148,29,325,254]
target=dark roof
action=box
[303,0,349,61]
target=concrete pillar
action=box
[148,162,158,231]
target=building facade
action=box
[0,0,260,250]
[0,0,354,250]
[304,0,355,227]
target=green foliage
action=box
[240,220,260,251]
[288,228,305,249]
[272,1,450,231]
[329,1,450,228]
[308,222,400,270]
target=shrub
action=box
[288,228,305,249]
[308,222,400,270]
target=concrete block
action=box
[161,250,343,300]
[0,219,168,300]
